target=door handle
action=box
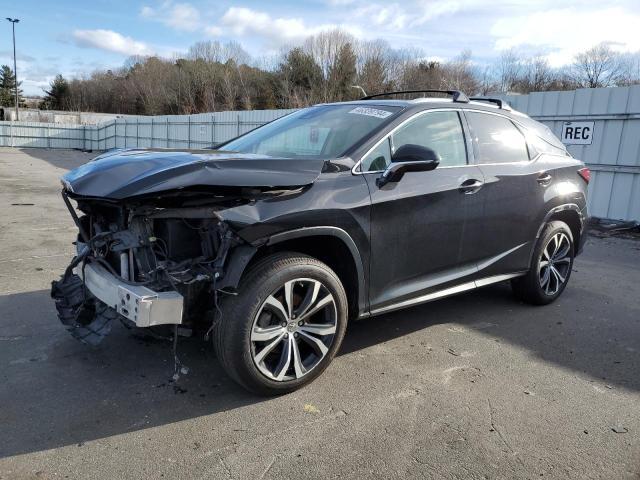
[537,173,552,186]
[459,179,484,194]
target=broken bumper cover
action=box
[78,262,184,327]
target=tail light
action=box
[577,167,590,184]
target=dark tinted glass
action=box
[392,111,467,167]
[467,112,529,164]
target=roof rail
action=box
[361,90,470,103]
[469,97,512,111]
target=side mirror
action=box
[392,144,440,164]
[376,144,440,188]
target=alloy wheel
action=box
[250,278,337,381]
[539,232,572,295]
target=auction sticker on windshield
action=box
[348,107,393,119]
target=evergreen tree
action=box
[328,43,357,101]
[40,74,69,110]
[0,65,24,107]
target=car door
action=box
[360,109,486,313]
[463,110,545,276]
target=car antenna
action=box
[350,85,367,97]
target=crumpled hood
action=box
[62,148,326,199]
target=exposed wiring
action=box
[205,275,223,342]
[171,324,189,382]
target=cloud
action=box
[411,0,465,24]
[0,50,36,62]
[355,4,409,29]
[216,7,362,47]
[141,1,201,32]
[204,25,223,37]
[491,7,640,66]
[72,29,153,56]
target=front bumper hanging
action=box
[78,262,184,328]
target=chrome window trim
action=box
[352,108,469,175]
[351,106,548,174]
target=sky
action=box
[3,0,640,96]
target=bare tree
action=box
[441,50,479,94]
[572,43,624,88]
[494,49,523,92]
[615,52,640,86]
[509,55,557,93]
[355,39,396,95]
[304,29,355,102]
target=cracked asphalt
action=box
[1,147,639,479]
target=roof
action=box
[319,98,529,119]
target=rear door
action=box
[463,110,545,276]
[361,109,485,313]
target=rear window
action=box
[466,112,530,164]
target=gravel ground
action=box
[0,147,639,480]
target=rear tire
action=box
[214,252,348,396]
[511,221,574,305]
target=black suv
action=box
[52,90,589,395]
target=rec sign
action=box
[561,121,594,145]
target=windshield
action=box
[219,104,401,159]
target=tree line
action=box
[24,30,640,114]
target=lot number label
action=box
[561,121,594,145]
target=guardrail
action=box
[0,109,295,151]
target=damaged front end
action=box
[51,149,323,346]
[51,190,253,345]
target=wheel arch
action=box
[532,203,585,262]
[233,227,367,319]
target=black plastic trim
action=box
[265,226,368,315]
[362,90,470,103]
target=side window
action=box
[391,111,467,167]
[361,138,391,172]
[466,112,530,164]
[527,132,568,157]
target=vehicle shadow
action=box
[11,147,96,172]
[1,278,638,458]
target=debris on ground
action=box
[447,348,461,356]
[303,404,320,414]
[611,426,628,433]
[589,219,640,239]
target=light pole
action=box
[6,17,19,121]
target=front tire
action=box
[214,252,348,395]
[511,220,574,305]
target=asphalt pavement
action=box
[0,147,639,479]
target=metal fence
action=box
[1,87,639,221]
[501,86,640,222]
[0,109,296,151]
